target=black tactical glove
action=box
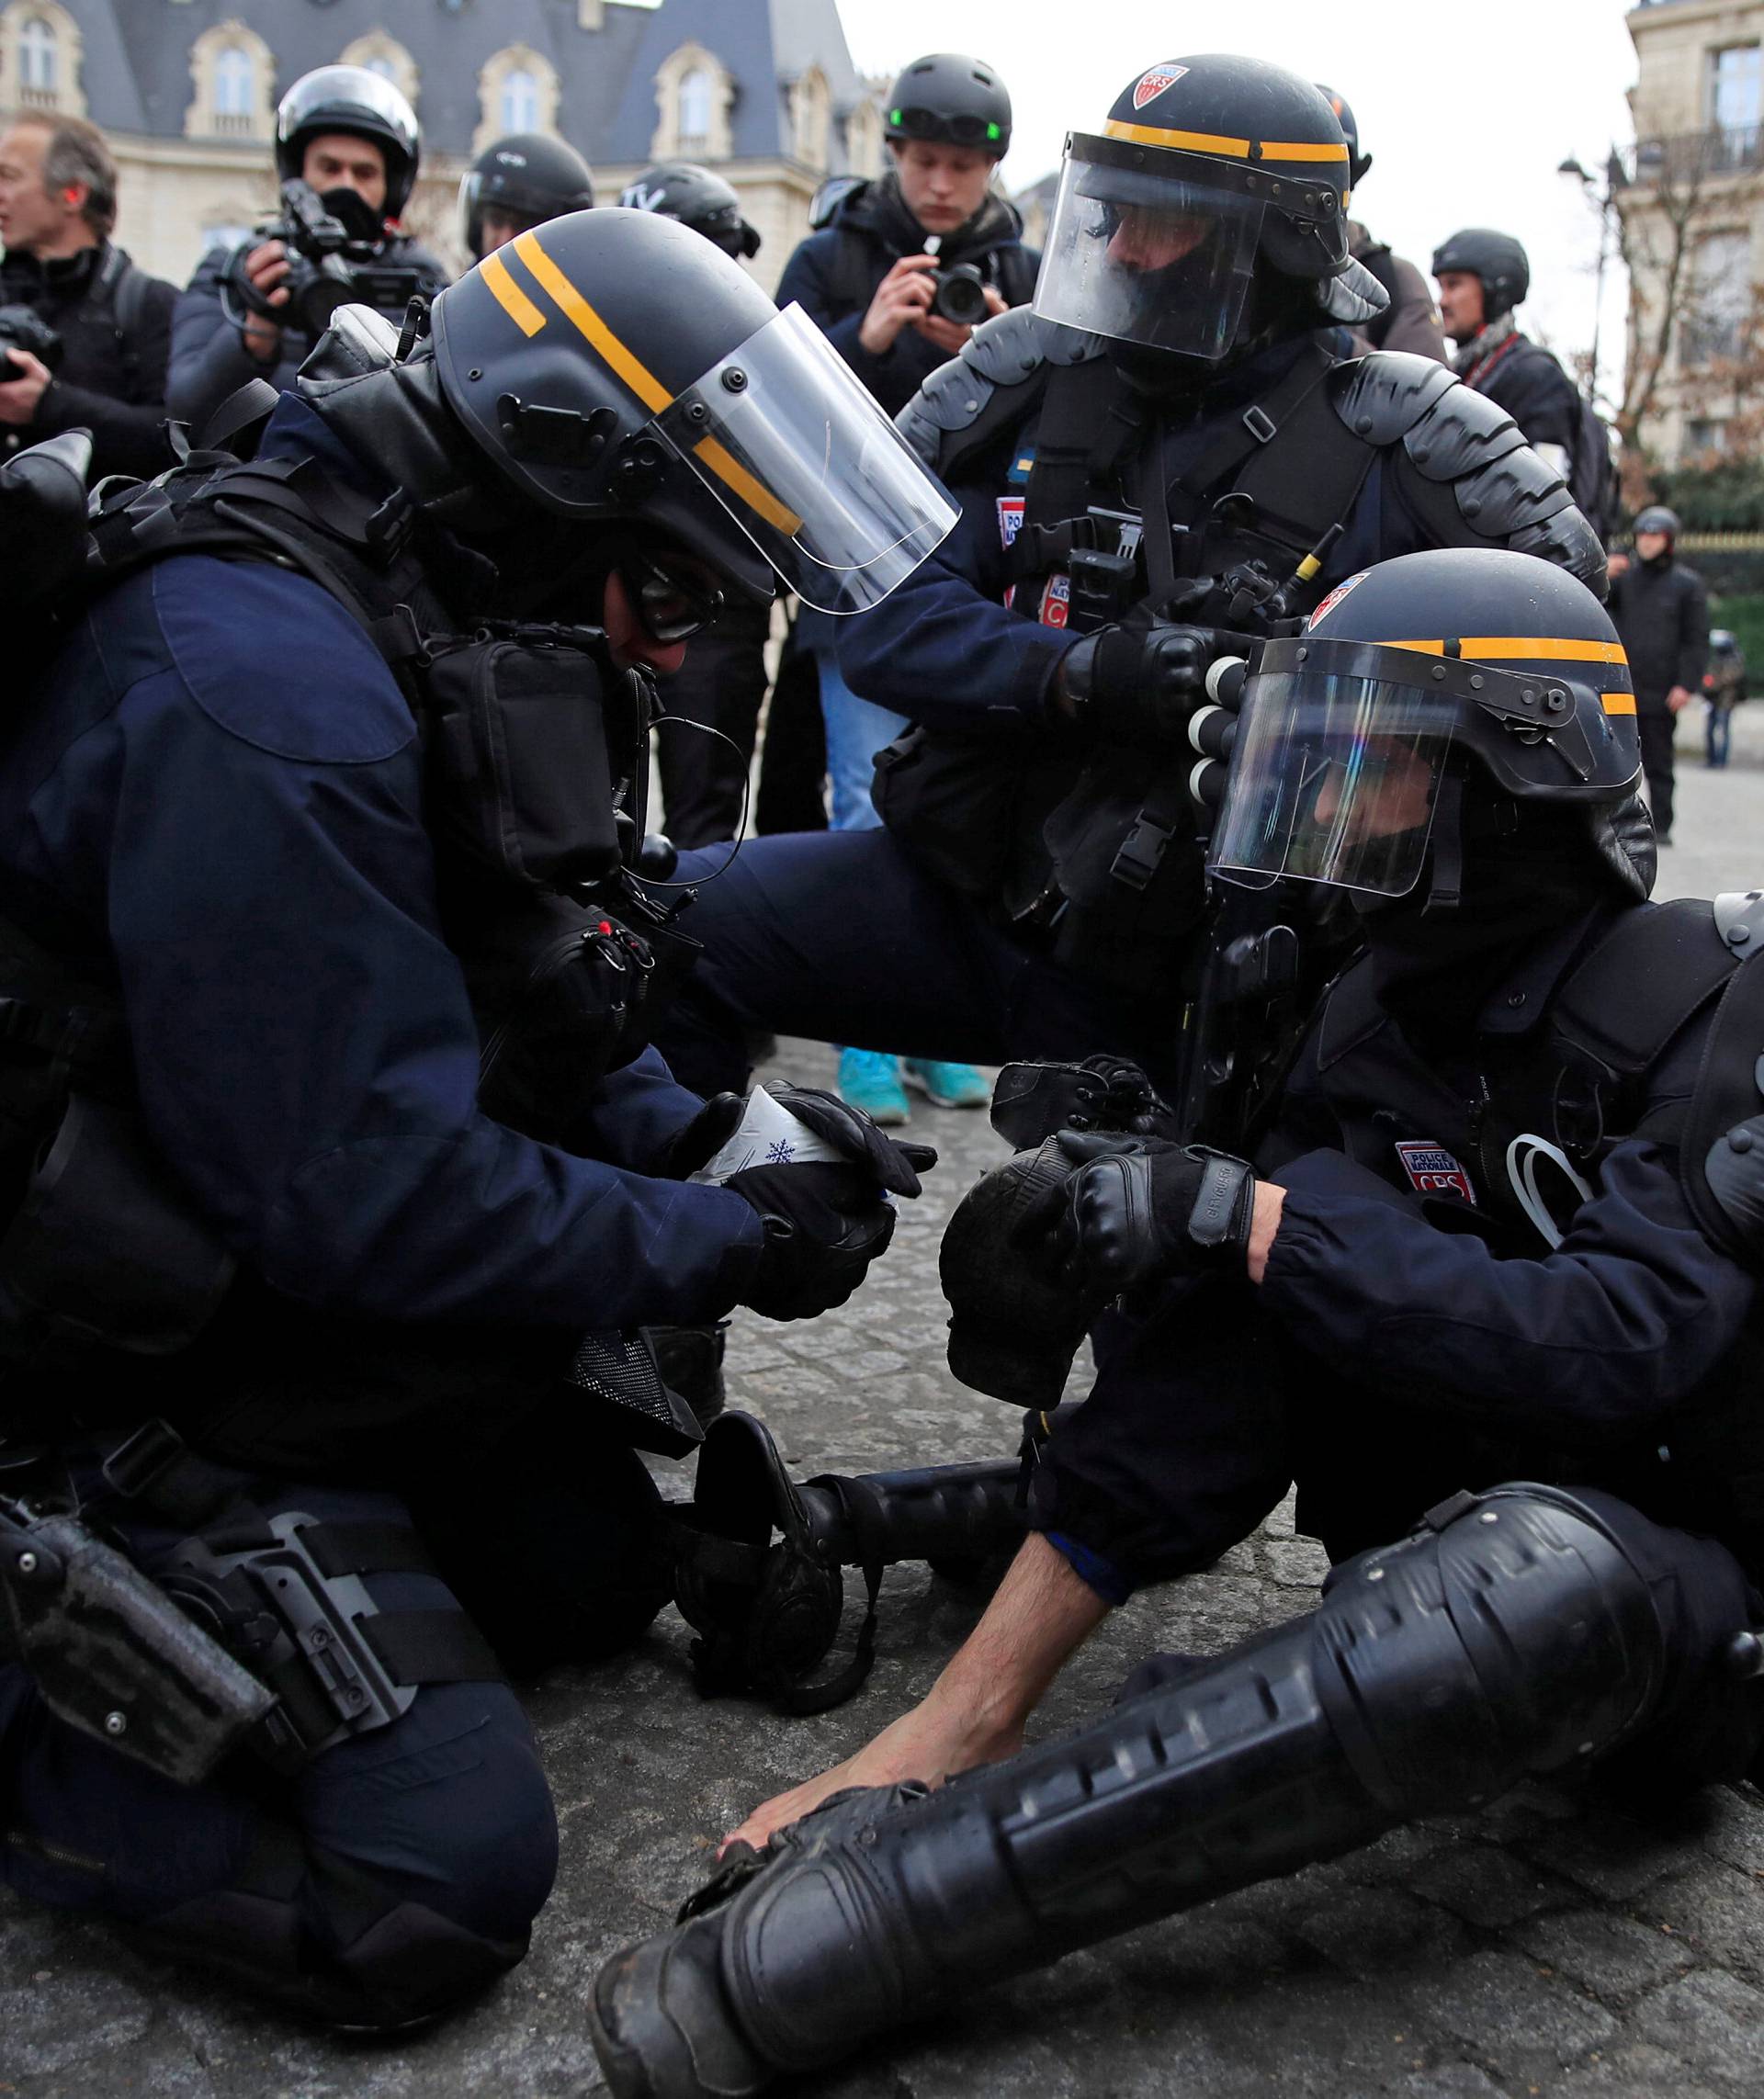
[658,1092,747,1179]
[727,1161,897,1322]
[1042,1130,1257,1295]
[989,1055,1180,1152]
[939,1137,1114,1408]
[763,1082,937,1195]
[1059,623,1250,745]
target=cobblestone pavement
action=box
[5,717,1764,2096]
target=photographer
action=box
[0,112,177,482]
[167,65,447,436]
[775,52,1035,1121]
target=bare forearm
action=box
[921,1531,1112,1746]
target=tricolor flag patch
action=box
[1133,63,1188,109]
[1395,1140,1476,1202]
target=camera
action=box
[230,179,426,340]
[930,263,990,328]
[0,304,62,385]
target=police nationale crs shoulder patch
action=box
[1306,570,1370,628]
[1395,1140,1476,1203]
[1133,63,1188,110]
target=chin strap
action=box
[1422,770,1464,915]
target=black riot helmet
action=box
[461,133,594,260]
[884,53,1012,158]
[276,65,421,221]
[618,163,761,261]
[427,209,956,612]
[1430,228,1531,322]
[1634,504,1680,540]
[1212,547,1652,906]
[1035,54,1382,364]
[1316,85,1371,189]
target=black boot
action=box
[595,1485,1712,2098]
[671,1411,1033,1713]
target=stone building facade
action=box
[1623,0,1764,463]
[0,0,887,295]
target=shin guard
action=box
[598,1485,1686,2097]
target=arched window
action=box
[361,54,396,82]
[678,67,712,150]
[501,68,539,133]
[212,46,254,122]
[18,14,56,99]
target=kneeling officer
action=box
[0,209,952,2027]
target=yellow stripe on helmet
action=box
[507,230,804,539]
[1385,638,1631,666]
[1102,119,1348,164]
[693,435,802,536]
[512,231,673,412]
[1600,692,1638,716]
[480,249,547,338]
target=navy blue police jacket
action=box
[1031,905,1761,1599]
[836,332,1450,731]
[0,398,763,1347]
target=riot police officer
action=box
[591,547,1764,2099]
[0,209,952,2027]
[461,131,595,259]
[167,65,449,435]
[651,54,1605,1109]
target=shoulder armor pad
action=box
[1329,351,1458,446]
[1507,507,1608,596]
[896,310,1103,470]
[1453,441,1573,538]
[1401,382,1528,482]
[1714,888,1764,950]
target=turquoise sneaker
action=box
[902,1058,991,1110]
[836,1046,910,1125]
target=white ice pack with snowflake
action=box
[687,1085,847,1184]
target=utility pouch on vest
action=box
[421,628,639,891]
[0,1092,235,1360]
[464,886,701,1146]
[871,724,1028,901]
[1041,750,1207,992]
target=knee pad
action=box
[1311,1484,1671,1816]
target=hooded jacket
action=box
[1609,549,1711,708]
[775,173,1038,416]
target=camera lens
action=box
[931,265,989,329]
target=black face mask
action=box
[1360,790,1611,1047]
[317,185,387,244]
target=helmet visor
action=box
[1209,670,1457,897]
[652,303,956,615]
[1034,136,1263,357]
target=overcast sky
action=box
[836,0,1640,401]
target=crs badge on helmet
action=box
[1132,63,1189,109]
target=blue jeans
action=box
[817,645,909,833]
[1707,704,1733,768]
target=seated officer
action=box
[0,210,952,2028]
[591,547,1764,2097]
[651,53,1605,1118]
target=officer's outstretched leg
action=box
[672,1410,1035,1712]
[591,1485,1763,2098]
[0,1477,559,2031]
